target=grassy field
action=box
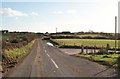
[76,53,120,67]
[53,39,119,48]
[77,34,107,37]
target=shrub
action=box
[21,36,28,41]
[103,55,111,58]
[82,36,93,39]
[93,36,107,39]
[10,39,19,43]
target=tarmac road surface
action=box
[3,39,116,77]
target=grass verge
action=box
[2,39,36,73]
[48,39,59,46]
[4,40,35,60]
[75,53,120,67]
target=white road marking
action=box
[45,50,46,53]
[51,59,59,69]
[47,53,50,57]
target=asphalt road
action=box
[3,39,116,77]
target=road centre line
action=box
[51,59,59,69]
[44,46,58,69]
[47,53,50,57]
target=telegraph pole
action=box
[115,16,117,53]
[56,27,57,33]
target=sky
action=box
[0,0,120,33]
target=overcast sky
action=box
[0,0,120,33]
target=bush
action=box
[103,55,111,58]
[51,35,80,39]
[21,36,28,41]
[82,36,93,39]
[93,36,107,39]
[10,39,19,43]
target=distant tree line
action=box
[51,35,120,40]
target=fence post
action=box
[94,45,96,53]
[86,46,88,54]
[106,44,110,54]
[81,45,84,53]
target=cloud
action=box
[53,11,63,14]
[0,8,28,17]
[0,9,3,14]
[31,12,39,16]
[67,9,77,14]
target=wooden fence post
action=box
[106,44,110,54]
[81,45,84,53]
[86,46,88,54]
[94,45,96,53]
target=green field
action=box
[77,34,107,37]
[53,39,119,48]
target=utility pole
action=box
[115,16,117,53]
[56,27,57,33]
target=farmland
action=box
[52,36,120,67]
[53,39,119,49]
